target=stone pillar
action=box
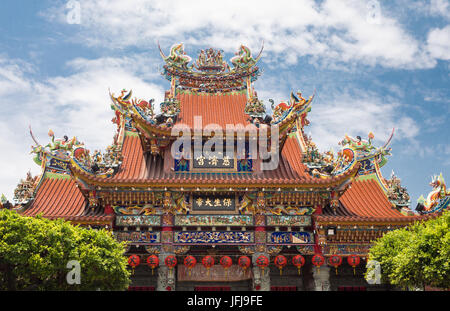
[312,265,331,291]
[157,213,175,291]
[252,253,270,291]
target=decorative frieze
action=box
[322,244,372,256]
[113,231,160,244]
[175,215,253,226]
[174,231,253,244]
[115,215,161,226]
[266,215,311,226]
[267,231,313,244]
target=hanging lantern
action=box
[164,255,177,277]
[220,256,233,277]
[292,255,305,275]
[238,256,251,272]
[328,255,342,275]
[347,255,361,275]
[128,254,140,275]
[274,255,287,275]
[256,255,269,276]
[184,255,197,276]
[312,254,325,272]
[146,255,159,275]
[202,256,215,276]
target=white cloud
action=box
[306,91,419,151]
[426,25,450,60]
[0,54,165,201]
[430,0,450,20]
[42,0,437,69]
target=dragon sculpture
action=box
[230,44,263,70]
[159,43,192,69]
[416,173,450,213]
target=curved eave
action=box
[45,215,114,226]
[69,160,359,189]
[314,213,438,225]
[131,106,304,143]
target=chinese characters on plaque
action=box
[192,195,236,211]
[193,153,234,169]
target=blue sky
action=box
[0,0,448,207]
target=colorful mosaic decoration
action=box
[174,231,253,244]
[266,215,311,226]
[115,215,161,227]
[267,231,312,244]
[113,231,160,244]
[175,215,253,226]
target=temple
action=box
[9,43,449,291]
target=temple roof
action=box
[316,178,433,223]
[21,173,113,224]
[71,132,358,188]
[22,173,85,218]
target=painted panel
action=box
[267,231,313,244]
[266,215,311,226]
[115,215,161,226]
[175,215,253,226]
[113,231,160,244]
[174,231,253,244]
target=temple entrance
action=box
[176,264,253,291]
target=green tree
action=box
[367,210,450,290]
[0,209,130,290]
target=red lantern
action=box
[128,254,140,275]
[202,256,215,276]
[146,255,159,275]
[328,255,342,275]
[184,255,197,276]
[164,255,177,277]
[347,255,360,275]
[274,255,287,275]
[220,256,232,277]
[238,256,251,272]
[256,255,269,276]
[312,254,325,272]
[292,255,305,275]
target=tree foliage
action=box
[0,209,130,290]
[367,210,450,289]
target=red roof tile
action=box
[23,175,86,218]
[281,135,309,177]
[176,93,250,128]
[339,179,404,218]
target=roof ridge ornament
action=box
[158,42,262,93]
[416,173,450,214]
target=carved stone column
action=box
[312,265,330,291]
[157,213,175,291]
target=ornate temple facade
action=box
[10,43,449,291]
